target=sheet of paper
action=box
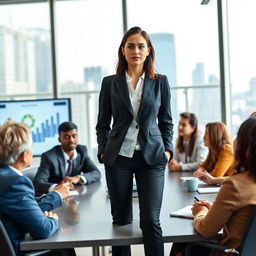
[170,205,194,219]
[197,187,220,194]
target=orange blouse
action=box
[200,144,235,177]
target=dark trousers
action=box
[169,242,211,256]
[105,151,166,256]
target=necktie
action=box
[66,159,74,176]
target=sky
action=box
[0,0,256,92]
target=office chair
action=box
[0,218,51,256]
[184,206,256,256]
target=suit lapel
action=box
[56,148,66,178]
[115,75,133,116]
[137,74,155,123]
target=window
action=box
[227,0,256,136]
[0,3,53,99]
[56,0,123,161]
[127,0,220,131]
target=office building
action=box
[0,25,36,95]
[150,33,178,120]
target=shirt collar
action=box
[61,148,78,161]
[125,72,145,82]
[8,165,23,176]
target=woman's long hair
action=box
[234,117,256,179]
[203,122,232,172]
[116,26,158,80]
[176,112,198,157]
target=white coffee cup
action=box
[182,178,198,192]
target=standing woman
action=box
[96,26,173,256]
[168,112,208,172]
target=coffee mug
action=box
[182,178,198,192]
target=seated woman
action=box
[193,122,235,179]
[170,117,256,256]
[0,120,75,256]
[168,112,208,171]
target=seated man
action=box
[0,120,75,256]
[34,121,101,195]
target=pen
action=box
[193,196,200,202]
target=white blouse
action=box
[173,133,208,171]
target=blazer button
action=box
[135,125,139,129]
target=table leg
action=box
[92,246,100,256]
[100,246,106,256]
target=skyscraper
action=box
[191,62,220,124]
[150,33,178,120]
[84,66,106,90]
[0,25,36,95]
[27,28,52,93]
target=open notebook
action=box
[197,187,220,194]
[170,205,193,219]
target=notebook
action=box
[197,187,220,194]
[170,205,194,219]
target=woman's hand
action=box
[193,168,206,178]
[191,201,210,216]
[165,151,171,162]
[168,159,181,171]
[194,169,220,185]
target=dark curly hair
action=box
[234,117,256,178]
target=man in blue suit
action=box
[34,121,101,195]
[0,120,75,256]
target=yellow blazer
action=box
[200,144,234,177]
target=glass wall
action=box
[56,0,123,161]
[1,0,248,161]
[0,3,53,100]
[227,0,256,137]
[127,0,221,134]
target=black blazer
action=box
[96,73,173,166]
[34,145,101,194]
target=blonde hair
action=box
[0,120,32,164]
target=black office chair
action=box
[184,206,256,256]
[0,218,51,256]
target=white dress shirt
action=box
[119,72,145,158]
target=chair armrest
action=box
[194,241,239,254]
[24,250,51,256]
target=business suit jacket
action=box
[34,144,101,195]
[96,73,173,166]
[0,164,61,256]
[194,171,256,256]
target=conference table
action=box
[20,169,220,255]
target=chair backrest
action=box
[0,218,16,256]
[239,206,256,256]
